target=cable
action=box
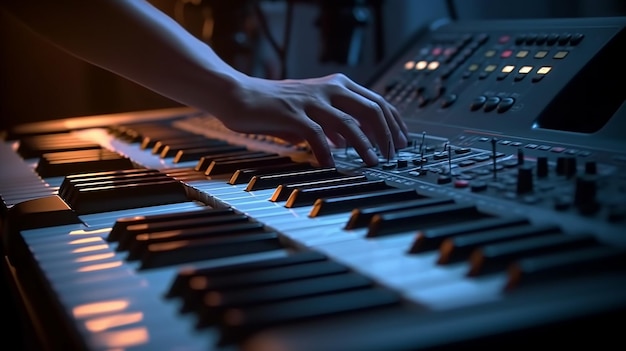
[253,0,294,79]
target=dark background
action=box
[1,0,625,130]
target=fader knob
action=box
[536,157,548,177]
[516,165,534,194]
[585,161,597,175]
[574,175,599,214]
[556,157,577,177]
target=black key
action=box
[179,260,350,314]
[5,195,82,230]
[310,188,425,217]
[35,149,135,177]
[159,139,230,158]
[206,155,293,176]
[62,173,174,205]
[438,223,562,264]
[246,168,341,191]
[228,162,313,185]
[65,178,189,215]
[117,213,250,251]
[196,273,373,327]
[140,232,283,269]
[195,151,270,172]
[468,233,598,276]
[409,216,529,253]
[345,197,454,230]
[505,246,626,291]
[141,130,193,149]
[152,135,215,155]
[218,288,400,344]
[107,207,226,242]
[286,180,391,208]
[367,202,485,238]
[17,134,101,158]
[128,221,266,260]
[167,251,327,298]
[59,168,161,199]
[271,175,368,202]
[174,145,247,163]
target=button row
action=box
[469,96,515,113]
[514,32,584,46]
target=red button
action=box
[454,180,470,188]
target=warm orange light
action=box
[85,312,144,332]
[69,228,112,236]
[92,327,149,348]
[73,300,130,318]
[77,261,123,272]
[404,60,415,70]
[69,237,103,245]
[415,60,428,70]
[75,253,116,263]
[72,244,109,253]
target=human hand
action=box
[217,73,409,167]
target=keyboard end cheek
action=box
[6,195,82,231]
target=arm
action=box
[1,0,408,166]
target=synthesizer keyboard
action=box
[2,16,626,351]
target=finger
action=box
[297,117,335,167]
[343,79,408,149]
[331,89,396,160]
[326,131,347,148]
[307,104,379,166]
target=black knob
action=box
[517,165,534,194]
[536,157,549,177]
[556,157,577,177]
[574,175,599,214]
[585,161,597,175]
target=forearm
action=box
[2,0,246,117]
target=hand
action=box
[217,73,409,167]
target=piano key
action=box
[367,202,484,237]
[228,162,314,185]
[309,188,425,217]
[409,216,530,253]
[468,233,599,276]
[194,150,271,172]
[271,175,368,202]
[246,167,341,191]
[140,231,283,269]
[196,273,374,327]
[58,168,162,198]
[62,173,175,205]
[167,251,328,298]
[17,134,103,158]
[116,212,248,251]
[205,155,293,176]
[65,178,190,215]
[178,259,351,314]
[218,287,401,344]
[345,197,455,229]
[505,246,626,291]
[438,223,563,264]
[107,206,229,242]
[151,135,224,155]
[126,221,267,260]
[174,145,247,163]
[35,149,135,177]
[286,179,391,208]
[159,139,231,158]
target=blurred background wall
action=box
[1,0,625,130]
